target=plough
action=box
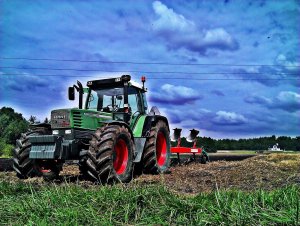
[170,128,209,165]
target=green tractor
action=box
[13,75,171,183]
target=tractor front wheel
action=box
[13,128,62,181]
[80,124,134,183]
[13,131,37,179]
[142,120,170,174]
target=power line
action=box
[1,57,299,67]
[1,73,298,80]
[0,66,298,76]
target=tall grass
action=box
[0,182,299,225]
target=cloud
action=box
[232,64,299,87]
[1,73,50,92]
[152,1,195,32]
[152,1,239,54]
[201,28,239,51]
[244,91,300,112]
[244,95,272,105]
[276,54,299,68]
[211,90,225,96]
[275,54,300,76]
[155,101,298,138]
[275,91,300,112]
[149,83,202,105]
[212,111,248,125]
[232,66,283,86]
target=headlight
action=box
[52,130,59,135]
[65,129,72,134]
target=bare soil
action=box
[1,154,299,194]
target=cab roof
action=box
[86,75,146,91]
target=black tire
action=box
[80,124,134,183]
[78,152,91,180]
[13,128,62,180]
[13,130,43,179]
[142,120,171,174]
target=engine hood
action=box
[70,108,113,129]
[51,108,114,130]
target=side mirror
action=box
[68,87,75,100]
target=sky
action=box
[0,0,299,138]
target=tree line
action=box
[0,107,299,156]
[172,136,300,152]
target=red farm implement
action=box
[170,128,209,164]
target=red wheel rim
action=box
[113,139,129,175]
[156,131,167,167]
[40,168,51,173]
[37,161,51,173]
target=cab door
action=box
[128,90,143,127]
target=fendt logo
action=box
[53,115,65,119]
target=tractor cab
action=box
[69,75,148,125]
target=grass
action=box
[0,181,299,225]
[215,150,257,154]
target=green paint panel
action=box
[64,108,147,137]
[70,109,112,130]
[133,115,146,137]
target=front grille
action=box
[51,110,70,128]
[73,111,82,127]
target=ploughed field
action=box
[0,154,299,193]
[1,153,299,225]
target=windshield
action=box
[86,87,140,113]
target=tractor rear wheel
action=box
[81,124,134,183]
[13,128,55,179]
[142,120,170,174]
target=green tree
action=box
[0,107,29,145]
[29,115,37,124]
[44,117,49,123]
[3,120,29,144]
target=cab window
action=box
[86,87,141,113]
[128,94,139,113]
